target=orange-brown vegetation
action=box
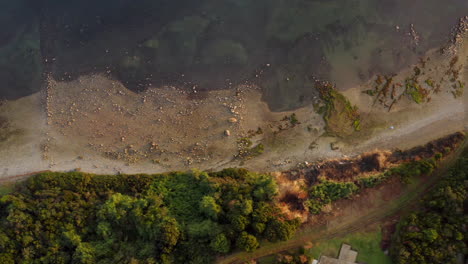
[275,132,465,220]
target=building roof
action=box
[338,244,358,262]
[317,244,358,264]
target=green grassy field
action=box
[307,228,392,264]
[256,227,392,264]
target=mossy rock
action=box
[201,39,248,66]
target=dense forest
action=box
[391,149,467,264]
[0,169,299,264]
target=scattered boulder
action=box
[330,142,339,150]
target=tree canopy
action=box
[390,150,467,264]
[0,169,299,264]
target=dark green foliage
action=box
[0,169,299,263]
[358,175,384,188]
[390,152,468,264]
[236,232,259,252]
[210,233,231,253]
[386,159,436,183]
[199,196,222,220]
[359,158,437,188]
[306,180,358,214]
[264,218,301,242]
[434,153,443,161]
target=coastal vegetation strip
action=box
[277,132,465,218]
[0,132,464,264]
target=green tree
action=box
[72,242,95,264]
[253,175,278,201]
[210,233,230,253]
[199,196,221,220]
[265,219,299,242]
[229,214,249,232]
[187,220,220,238]
[158,217,181,253]
[238,199,253,215]
[252,222,266,234]
[236,232,259,252]
[423,229,439,242]
[0,254,14,264]
[252,202,274,223]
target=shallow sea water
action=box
[0,0,467,110]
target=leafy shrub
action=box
[306,180,358,214]
[358,175,383,188]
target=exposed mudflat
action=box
[0,22,466,179]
